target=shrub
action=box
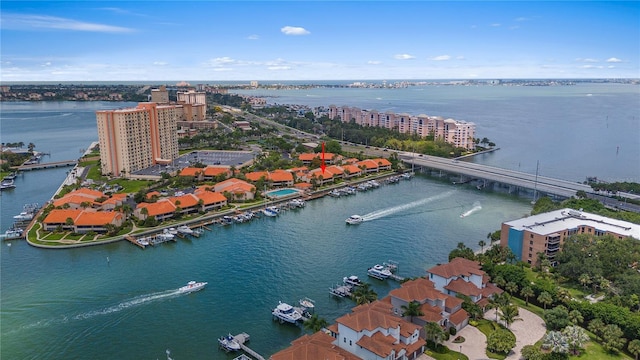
[449,327,457,335]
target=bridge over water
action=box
[400,154,593,199]
[11,160,77,171]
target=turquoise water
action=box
[265,188,300,198]
[1,85,638,359]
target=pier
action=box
[232,333,265,360]
[11,160,77,171]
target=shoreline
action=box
[26,170,406,249]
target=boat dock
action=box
[330,284,353,298]
[125,235,146,249]
[232,333,265,360]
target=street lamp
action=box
[459,345,462,360]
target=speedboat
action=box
[345,215,363,225]
[343,275,364,287]
[218,334,241,352]
[367,264,392,280]
[167,227,178,235]
[2,228,24,239]
[137,237,150,246]
[272,302,302,324]
[299,297,315,309]
[179,281,207,293]
[262,207,278,217]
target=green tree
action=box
[568,310,583,325]
[579,273,591,291]
[505,281,518,295]
[478,239,487,253]
[520,286,534,306]
[587,318,605,339]
[544,305,570,331]
[538,291,553,310]
[487,328,516,355]
[628,339,640,360]
[521,345,545,360]
[400,301,424,322]
[542,331,569,354]
[563,325,589,356]
[351,283,377,305]
[500,304,523,329]
[303,314,328,333]
[601,324,626,353]
[424,321,446,348]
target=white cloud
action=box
[247,34,260,40]
[41,61,51,67]
[0,13,134,33]
[608,65,616,69]
[268,66,292,71]
[580,64,604,69]
[606,57,622,63]
[430,55,452,61]
[394,54,415,60]
[368,60,382,65]
[213,68,233,72]
[153,61,168,66]
[576,58,598,63]
[281,26,310,35]
[206,57,236,67]
[490,23,501,27]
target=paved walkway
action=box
[484,307,547,360]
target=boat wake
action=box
[7,288,187,334]
[460,202,482,218]
[361,190,454,222]
[73,289,183,320]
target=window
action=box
[343,337,346,343]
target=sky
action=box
[1,1,639,82]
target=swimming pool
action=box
[265,188,301,198]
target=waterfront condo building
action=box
[96,102,179,177]
[328,105,476,150]
[500,208,640,265]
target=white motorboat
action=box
[13,211,34,221]
[343,275,364,287]
[177,225,194,235]
[299,297,315,309]
[137,237,150,246]
[2,228,24,239]
[178,281,207,293]
[167,227,178,235]
[272,302,302,323]
[367,264,392,280]
[218,334,241,352]
[345,215,363,225]
[262,207,278,217]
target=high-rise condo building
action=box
[96,102,179,177]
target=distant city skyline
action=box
[1,1,638,82]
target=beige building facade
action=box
[96,102,179,177]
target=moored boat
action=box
[272,301,302,323]
[299,297,315,309]
[343,275,364,287]
[177,225,194,235]
[218,334,241,352]
[178,280,207,293]
[367,264,392,280]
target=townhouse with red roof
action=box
[43,209,124,233]
[213,178,256,201]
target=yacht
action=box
[272,302,302,324]
[2,228,24,239]
[0,180,16,191]
[167,227,178,235]
[345,215,363,225]
[178,281,207,293]
[137,237,150,246]
[343,275,364,287]
[13,211,34,221]
[218,334,241,352]
[262,206,278,217]
[367,264,392,280]
[177,225,194,235]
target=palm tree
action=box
[538,291,553,310]
[563,325,589,355]
[556,287,572,305]
[628,339,640,360]
[401,301,424,322]
[499,304,522,329]
[505,281,518,295]
[478,239,487,253]
[520,286,534,306]
[568,310,583,325]
[303,314,328,333]
[543,331,569,354]
[587,318,605,339]
[424,321,446,347]
[579,273,591,291]
[351,283,377,305]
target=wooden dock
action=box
[233,333,265,360]
[125,235,145,249]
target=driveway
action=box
[443,324,488,360]
[484,307,547,359]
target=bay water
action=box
[0,83,638,359]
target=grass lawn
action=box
[473,319,509,360]
[425,348,469,360]
[109,178,152,193]
[511,297,545,318]
[568,333,633,360]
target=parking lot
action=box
[131,150,257,177]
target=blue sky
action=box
[1,1,638,81]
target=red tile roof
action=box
[270,170,294,182]
[270,332,360,360]
[449,308,469,325]
[179,167,204,177]
[245,171,269,182]
[137,200,176,216]
[444,278,483,297]
[356,331,399,358]
[171,193,199,208]
[214,178,255,194]
[194,190,227,205]
[203,166,231,177]
[427,257,485,279]
[357,159,379,169]
[75,211,123,226]
[43,209,82,224]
